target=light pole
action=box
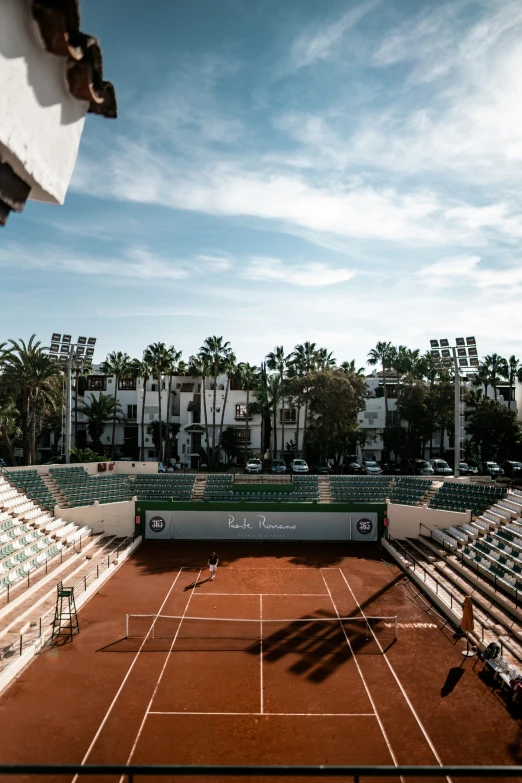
[48,334,96,463]
[429,337,479,478]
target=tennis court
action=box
[0,541,521,783]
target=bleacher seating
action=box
[429,482,505,515]
[329,476,392,502]
[202,475,320,503]
[134,474,195,501]
[6,469,55,511]
[203,474,233,501]
[51,467,132,507]
[0,475,90,596]
[391,477,432,506]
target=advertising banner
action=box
[144,509,378,541]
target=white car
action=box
[245,459,262,474]
[291,459,309,474]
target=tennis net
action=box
[124,613,398,652]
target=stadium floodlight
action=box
[440,339,450,348]
[456,337,466,347]
[467,346,478,357]
[430,340,439,349]
[457,347,467,357]
[469,357,479,367]
[441,349,451,358]
[48,333,97,465]
[459,358,469,367]
[466,337,476,346]
[431,349,440,358]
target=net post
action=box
[126,614,129,639]
[394,615,398,640]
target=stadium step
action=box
[386,537,522,670]
[317,476,332,503]
[192,475,207,501]
[40,474,67,509]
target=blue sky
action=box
[3,0,522,367]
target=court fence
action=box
[1,763,522,780]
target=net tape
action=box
[125,614,398,643]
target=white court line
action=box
[149,711,376,717]
[192,593,330,596]
[123,566,203,775]
[337,568,452,783]
[320,570,401,774]
[72,566,185,783]
[259,594,263,714]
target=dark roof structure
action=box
[187,394,201,411]
[1,0,116,226]
[180,383,195,393]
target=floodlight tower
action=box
[48,335,96,464]
[429,337,479,478]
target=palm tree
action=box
[290,342,318,458]
[217,350,236,464]
[340,360,365,377]
[79,392,123,453]
[315,348,336,369]
[367,341,393,426]
[100,351,134,459]
[130,357,153,461]
[267,346,292,460]
[506,355,522,410]
[198,336,232,467]
[164,346,183,465]
[233,362,259,465]
[143,343,169,461]
[3,335,61,464]
[268,374,283,458]
[483,353,508,400]
[73,364,92,449]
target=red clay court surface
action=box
[1,541,522,783]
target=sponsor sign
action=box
[144,510,378,541]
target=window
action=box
[364,411,379,422]
[498,386,515,401]
[147,449,156,459]
[235,428,251,444]
[211,407,221,413]
[280,409,296,423]
[193,408,201,424]
[386,384,398,399]
[386,410,398,426]
[119,378,136,391]
[192,433,202,450]
[127,405,137,420]
[87,376,106,391]
[235,403,248,418]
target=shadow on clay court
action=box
[183,577,212,590]
[440,666,465,697]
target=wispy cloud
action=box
[290,0,380,69]
[241,258,356,287]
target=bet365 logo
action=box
[356,518,373,535]
[149,516,166,533]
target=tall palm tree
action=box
[268,374,283,458]
[367,341,393,426]
[130,357,153,461]
[217,350,236,464]
[482,353,508,401]
[100,351,134,459]
[73,364,92,449]
[340,360,365,377]
[266,346,291,459]
[143,342,169,461]
[3,335,61,464]
[290,342,318,458]
[164,346,183,465]
[188,353,211,465]
[79,392,123,453]
[506,355,522,410]
[198,336,232,467]
[233,362,258,465]
[315,348,336,369]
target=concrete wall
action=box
[387,502,470,539]
[0,0,87,203]
[54,500,135,537]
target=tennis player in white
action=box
[208,552,219,580]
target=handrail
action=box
[0,763,521,779]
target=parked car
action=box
[429,459,453,476]
[413,459,434,476]
[44,455,64,465]
[119,457,132,462]
[313,463,332,474]
[481,461,504,477]
[346,462,363,474]
[362,460,383,475]
[458,462,472,476]
[245,458,263,474]
[501,461,522,478]
[270,459,287,474]
[158,462,166,473]
[380,462,402,475]
[291,458,309,474]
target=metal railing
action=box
[2,534,136,661]
[0,763,522,779]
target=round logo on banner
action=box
[149,516,166,533]
[356,518,373,535]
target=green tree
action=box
[164,346,183,464]
[267,346,292,459]
[483,353,508,400]
[466,399,522,462]
[79,392,122,453]
[100,351,134,459]
[506,355,522,410]
[431,374,454,459]
[290,342,318,457]
[233,362,259,466]
[396,379,434,459]
[250,362,273,457]
[198,336,233,467]
[367,342,393,430]
[220,426,240,464]
[188,353,211,466]
[143,342,169,461]
[130,357,152,461]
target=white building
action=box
[0,0,115,225]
